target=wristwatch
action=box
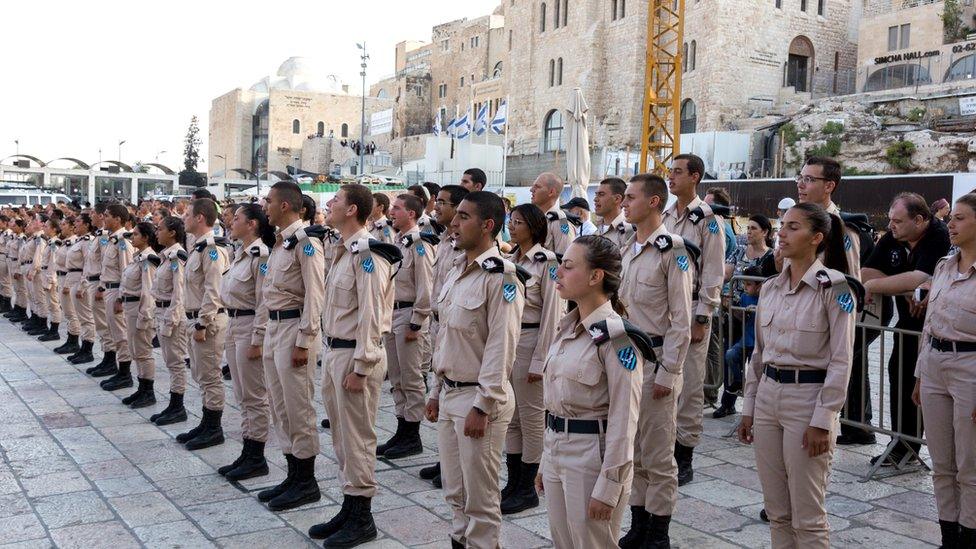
[194,323,206,331]
[409,323,422,332]
[694,315,709,325]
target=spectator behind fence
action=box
[862,192,951,467]
[702,188,737,407]
[930,198,950,223]
[713,265,763,419]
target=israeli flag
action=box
[474,102,489,136]
[446,116,457,137]
[433,109,442,136]
[455,109,471,140]
[491,101,507,134]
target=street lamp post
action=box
[14,140,18,156]
[118,140,126,163]
[215,154,227,177]
[357,42,369,177]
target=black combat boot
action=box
[27,316,49,335]
[68,340,95,364]
[128,379,157,408]
[383,420,423,459]
[0,296,10,313]
[258,454,295,502]
[6,305,27,321]
[642,514,672,548]
[323,495,377,548]
[500,461,539,514]
[54,333,79,354]
[151,392,187,425]
[310,494,353,539]
[100,360,133,391]
[500,452,521,500]
[87,350,117,376]
[376,416,405,456]
[20,313,39,330]
[122,377,146,405]
[940,520,960,549]
[419,462,440,480]
[267,455,320,511]
[675,442,694,486]
[225,439,269,481]
[183,407,225,450]
[959,525,975,548]
[37,321,60,342]
[619,506,649,549]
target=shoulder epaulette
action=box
[80,235,91,241]
[351,238,403,265]
[122,231,133,240]
[248,243,270,258]
[532,248,559,264]
[146,254,162,268]
[686,202,715,225]
[838,212,874,235]
[588,317,657,366]
[175,250,189,262]
[815,269,864,314]
[284,224,327,250]
[480,256,532,285]
[617,222,636,234]
[710,204,734,219]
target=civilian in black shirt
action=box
[863,192,951,466]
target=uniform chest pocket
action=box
[448,289,485,334]
[568,359,604,387]
[331,273,356,308]
[233,264,253,282]
[791,314,828,359]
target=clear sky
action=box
[0,0,499,172]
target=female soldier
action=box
[501,203,563,514]
[35,217,62,341]
[913,193,976,548]
[66,214,96,363]
[118,222,162,408]
[149,217,189,425]
[738,203,856,549]
[536,235,646,548]
[216,204,273,481]
[52,216,81,354]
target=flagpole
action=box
[502,95,509,193]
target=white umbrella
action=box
[566,87,591,199]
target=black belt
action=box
[521,322,540,329]
[103,282,120,289]
[226,308,255,318]
[393,300,414,310]
[22,260,32,265]
[443,377,478,388]
[155,300,171,308]
[763,365,826,384]
[649,335,664,348]
[546,412,607,434]
[41,267,49,271]
[930,337,976,353]
[87,275,100,282]
[326,337,356,349]
[186,308,224,319]
[268,309,301,321]
[57,270,68,276]
[119,295,140,303]
[69,268,83,273]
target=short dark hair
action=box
[462,191,506,238]
[705,187,732,207]
[408,185,431,203]
[301,194,316,222]
[396,193,425,220]
[439,185,469,206]
[629,173,669,212]
[94,202,109,215]
[191,188,214,201]
[674,153,705,184]
[190,198,218,226]
[422,182,441,201]
[271,181,303,213]
[805,156,842,187]
[463,168,487,188]
[105,204,129,223]
[372,193,390,214]
[340,184,373,225]
[511,203,548,247]
[892,192,932,222]
[599,177,627,197]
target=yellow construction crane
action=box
[639,0,685,174]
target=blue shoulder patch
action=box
[560,223,569,235]
[844,234,853,251]
[362,257,375,273]
[502,282,516,303]
[259,263,268,276]
[416,244,426,256]
[837,292,855,314]
[708,219,719,234]
[170,260,179,272]
[118,240,127,250]
[303,243,314,257]
[208,249,218,262]
[617,346,638,371]
[548,265,558,281]
[676,255,689,272]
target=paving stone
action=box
[214,527,316,548]
[697,462,764,492]
[825,494,875,517]
[138,456,216,482]
[80,459,142,481]
[832,525,938,547]
[184,498,284,538]
[373,505,452,546]
[674,497,752,533]
[0,471,22,495]
[156,475,249,507]
[873,489,940,521]
[38,411,87,429]
[277,503,340,534]
[680,479,765,508]
[32,490,114,529]
[19,469,91,497]
[109,491,185,527]
[0,493,34,520]
[851,508,940,544]
[93,475,156,498]
[0,514,46,545]
[131,520,215,549]
[49,520,140,549]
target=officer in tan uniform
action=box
[5,219,29,323]
[78,204,115,371]
[149,216,189,426]
[426,191,525,549]
[117,222,160,408]
[176,198,231,451]
[97,204,135,390]
[537,235,648,548]
[256,182,325,512]
[0,215,12,313]
[53,217,81,353]
[368,193,394,244]
[530,172,578,254]
[739,203,856,549]
[376,193,436,460]
[663,154,726,485]
[217,203,273,482]
[617,174,694,548]
[36,217,62,341]
[593,177,636,250]
[913,193,976,548]
[20,216,48,335]
[63,215,94,362]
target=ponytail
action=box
[135,221,164,253]
[237,204,275,248]
[609,291,628,317]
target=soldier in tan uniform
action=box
[256,182,325,512]
[426,191,525,549]
[53,217,81,354]
[377,193,436,460]
[537,235,648,548]
[664,154,726,485]
[63,215,94,362]
[35,217,62,341]
[217,204,274,482]
[500,203,563,515]
[20,217,48,335]
[368,193,394,244]
[4,218,28,322]
[530,172,577,254]
[79,204,115,371]
[97,204,135,390]
[176,198,231,450]
[593,177,635,250]
[617,174,694,548]
[117,222,160,408]
[739,203,856,549]
[913,193,976,548]
[149,216,189,426]
[309,184,400,547]
[0,215,12,313]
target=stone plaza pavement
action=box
[0,319,941,548]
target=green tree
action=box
[179,115,205,187]
[943,0,964,43]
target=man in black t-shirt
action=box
[863,192,951,466]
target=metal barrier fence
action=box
[713,275,928,482]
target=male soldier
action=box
[20,216,48,335]
[426,191,525,549]
[530,172,578,254]
[377,193,436,460]
[176,198,231,450]
[459,167,487,192]
[417,184,470,487]
[97,204,135,390]
[308,184,400,547]
[368,193,394,244]
[77,204,114,370]
[256,182,326,512]
[4,218,28,322]
[617,174,694,548]
[410,183,442,236]
[664,153,725,485]
[593,177,635,249]
[0,215,11,313]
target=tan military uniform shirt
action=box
[323,227,395,374]
[920,253,976,357]
[510,243,564,374]
[65,235,88,288]
[184,233,229,328]
[395,227,436,326]
[19,232,42,276]
[663,196,726,316]
[433,247,525,414]
[221,240,270,347]
[543,300,642,506]
[432,237,463,315]
[620,225,694,388]
[259,219,326,350]
[370,217,394,244]
[544,205,577,255]
[83,230,106,280]
[598,211,636,251]
[152,244,187,327]
[825,201,862,279]
[742,260,855,430]
[7,233,23,274]
[56,236,76,274]
[40,237,58,282]
[100,228,133,284]
[121,248,158,329]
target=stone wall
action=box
[208,89,254,177]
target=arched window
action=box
[557,58,564,85]
[689,40,696,71]
[549,59,556,86]
[680,99,697,134]
[682,43,688,73]
[945,54,976,82]
[864,63,931,92]
[341,123,349,138]
[544,109,564,152]
[562,0,569,26]
[554,0,561,28]
[493,61,503,78]
[292,119,300,134]
[316,121,325,136]
[540,2,547,32]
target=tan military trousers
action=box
[87,281,110,351]
[630,356,683,515]
[543,428,630,549]
[12,268,28,308]
[190,312,227,411]
[0,258,10,298]
[225,315,270,442]
[676,316,710,448]
[384,307,429,423]
[155,311,187,394]
[753,376,836,549]
[123,301,155,379]
[322,345,385,497]
[29,275,47,317]
[438,383,515,549]
[42,272,61,323]
[506,327,544,463]
[263,317,319,459]
[103,288,130,361]
[71,280,94,341]
[60,276,81,336]
[919,345,976,529]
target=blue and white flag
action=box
[455,109,471,140]
[433,109,442,136]
[474,102,489,136]
[446,116,457,137]
[491,100,507,134]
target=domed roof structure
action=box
[248,57,345,94]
